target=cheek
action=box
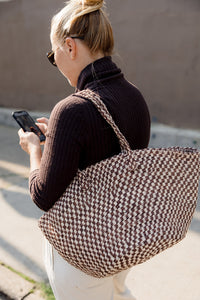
[55,52,68,76]
[54,51,62,68]
[54,50,76,86]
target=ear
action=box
[65,37,76,60]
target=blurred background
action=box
[0,0,200,129]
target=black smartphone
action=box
[12,110,46,142]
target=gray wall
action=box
[0,0,200,129]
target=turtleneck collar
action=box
[76,56,123,91]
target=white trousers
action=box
[44,239,137,300]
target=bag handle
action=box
[78,89,131,152]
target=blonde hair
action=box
[51,0,114,55]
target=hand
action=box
[36,117,49,136]
[18,129,41,155]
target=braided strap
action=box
[77,89,131,152]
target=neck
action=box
[73,44,104,87]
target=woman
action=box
[18,0,151,299]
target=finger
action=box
[36,118,45,122]
[18,128,25,137]
[36,123,47,134]
[18,129,35,140]
[37,117,49,125]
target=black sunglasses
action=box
[46,36,84,67]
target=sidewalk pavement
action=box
[0,108,200,300]
[0,263,45,300]
[0,124,48,300]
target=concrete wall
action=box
[0,0,200,129]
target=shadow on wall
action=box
[0,0,72,111]
[0,0,200,129]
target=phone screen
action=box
[12,111,46,142]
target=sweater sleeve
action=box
[29,96,86,211]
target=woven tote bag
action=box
[39,89,200,278]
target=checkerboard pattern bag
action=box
[39,89,200,278]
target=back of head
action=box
[51,0,114,56]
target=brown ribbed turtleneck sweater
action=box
[29,56,151,211]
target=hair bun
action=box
[81,0,104,9]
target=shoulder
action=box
[48,91,99,135]
[53,93,87,112]
[51,92,94,120]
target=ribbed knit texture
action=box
[29,56,151,211]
